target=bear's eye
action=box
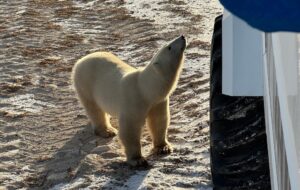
[154,62,159,65]
[168,46,171,50]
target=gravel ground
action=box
[0,0,222,189]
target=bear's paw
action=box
[153,143,173,155]
[94,127,117,138]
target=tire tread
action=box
[209,15,271,190]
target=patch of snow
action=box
[0,94,55,114]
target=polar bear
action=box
[72,35,186,166]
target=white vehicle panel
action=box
[222,10,264,96]
[271,32,300,190]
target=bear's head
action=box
[139,36,186,103]
[150,35,186,77]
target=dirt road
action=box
[0,0,222,189]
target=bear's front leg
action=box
[119,115,148,167]
[147,98,173,155]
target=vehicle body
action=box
[210,1,300,189]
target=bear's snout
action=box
[169,35,186,52]
[180,35,186,50]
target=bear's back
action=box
[73,52,136,116]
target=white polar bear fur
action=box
[72,36,186,166]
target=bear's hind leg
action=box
[147,98,173,155]
[79,97,117,138]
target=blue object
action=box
[219,0,300,32]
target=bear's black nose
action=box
[181,35,185,40]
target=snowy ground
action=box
[0,0,222,189]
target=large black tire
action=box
[209,15,271,190]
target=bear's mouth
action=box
[181,43,186,51]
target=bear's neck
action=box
[138,63,182,104]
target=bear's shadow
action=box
[35,124,149,189]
